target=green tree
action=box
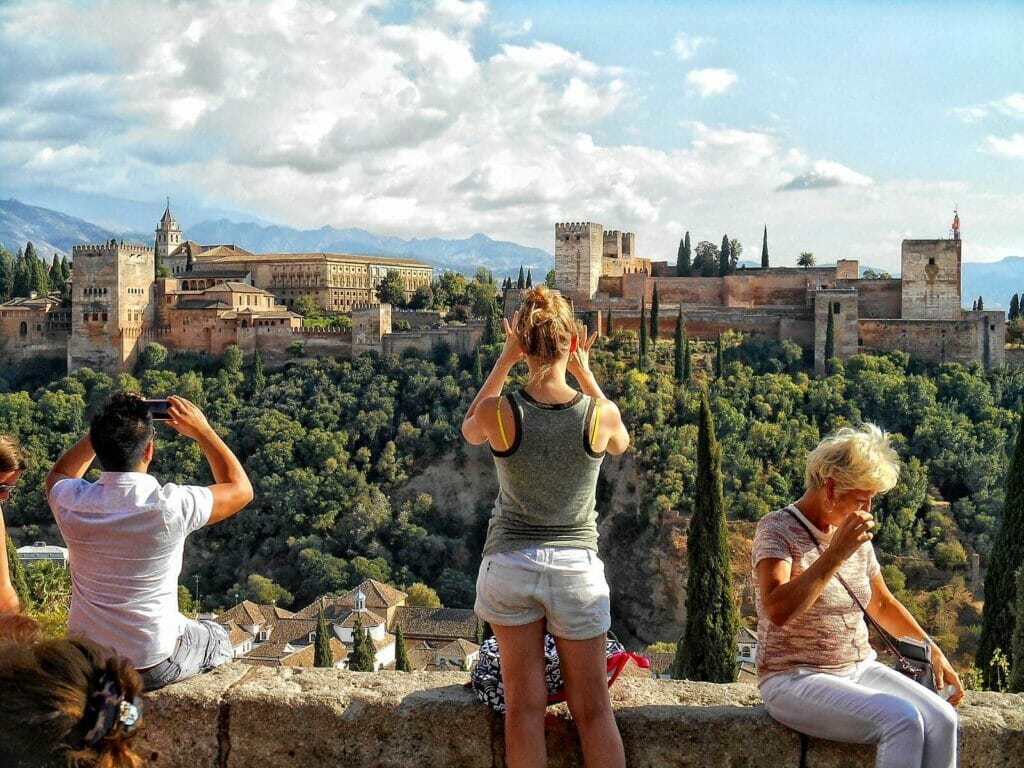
[314,603,335,667]
[434,272,468,308]
[1010,294,1020,322]
[639,298,649,365]
[472,349,483,387]
[405,582,441,607]
[251,347,266,395]
[824,304,836,363]
[606,308,613,336]
[0,246,14,300]
[375,270,407,307]
[5,532,32,610]
[797,252,815,268]
[977,296,984,311]
[715,334,724,378]
[395,623,412,672]
[979,404,1024,686]
[348,615,374,671]
[729,239,742,271]
[525,269,533,288]
[677,234,692,277]
[695,241,719,277]
[178,584,198,616]
[674,307,687,383]
[545,269,556,288]
[236,573,293,606]
[1010,566,1024,692]
[222,345,243,373]
[719,235,731,277]
[407,284,434,310]
[761,225,769,269]
[650,284,660,344]
[294,296,322,318]
[517,266,526,289]
[12,248,31,297]
[676,390,738,682]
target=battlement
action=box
[72,240,152,256]
[555,221,600,235]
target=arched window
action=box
[19,321,27,336]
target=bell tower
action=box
[155,197,182,262]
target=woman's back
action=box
[484,390,604,557]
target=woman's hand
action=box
[498,311,525,366]
[824,510,875,564]
[567,322,599,381]
[933,647,964,706]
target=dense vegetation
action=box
[3,324,1024,684]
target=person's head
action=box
[805,423,900,521]
[0,434,25,504]
[89,393,155,473]
[0,634,144,768]
[516,286,577,381]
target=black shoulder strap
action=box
[783,506,906,662]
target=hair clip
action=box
[118,699,142,731]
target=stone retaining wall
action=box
[137,665,1024,767]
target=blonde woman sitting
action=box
[754,424,961,768]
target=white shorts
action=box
[474,547,611,641]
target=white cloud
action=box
[492,18,532,39]
[954,92,1024,122]
[425,0,488,29]
[671,33,707,61]
[982,133,1024,159]
[777,161,874,191]
[686,68,738,97]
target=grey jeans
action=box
[141,619,233,690]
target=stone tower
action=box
[68,240,155,373]
[554,222,604,300]
[155,199,182,263]
[900,235,962,320]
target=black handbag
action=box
[784,507,936,691]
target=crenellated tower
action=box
[554,222,604,300]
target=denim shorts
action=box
[140,619,233,691]
[474,547,611,641]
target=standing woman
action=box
[462,286,630,768]
[754,425,961,768]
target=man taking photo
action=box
[46,393,254,689]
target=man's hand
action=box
[165,396,213,441]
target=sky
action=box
[1,0,1022,273]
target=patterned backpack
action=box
[469,632,649,713]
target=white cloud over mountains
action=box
[0,0,1014,270]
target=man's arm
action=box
[45,435,96,496]
[166,396,253,524]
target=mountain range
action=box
[1,197,1020,308]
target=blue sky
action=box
[1,0,1022,272]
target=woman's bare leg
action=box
[492,620,549,768]
[554,634,625,768]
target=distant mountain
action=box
[187,219,552,277]
[0,198,150,261]
[961,256,1024,311]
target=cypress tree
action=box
[719,235,731,277]
[48,259,62,291]
[650,284,660,344]
[639,299,648,365]
[677,235,692,277]
[475,617,486,645]
[824,304,836,363]
[979,404,1024,687]
[61,255,71,283]
[472,348,483,387]
[676,389,738,682]
[12,249,31,298]
[251,348,266,396]
[525,269,533,288]
[977,296,984,311]
[683,232,692,276]
[674,307,686,383]
[314,604,334,668]
[395,623,412,672]
[972,299,977,311]
[684,332,692,382]
[1010,294,1020,322]
[606,307,613,336]
[761,225,769,269]
[715,333,724,378]
[1010,567,1024,692]
[360,625,378,671]
[5,532,32,610]
[0,248,13,301]
[517,266,526,289]
[348,616,373,671]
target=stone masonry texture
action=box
[135,664,1024,768]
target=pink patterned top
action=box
[752,505,881,685]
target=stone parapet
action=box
[137,664,1024,767]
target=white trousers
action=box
[759,660,958,768]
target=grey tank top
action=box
[482,389,605,556]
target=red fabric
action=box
[545,652,650,705]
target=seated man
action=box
[46,393,254,690]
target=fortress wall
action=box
[859,313,1004,368]
[138,665,1024,768]
[609,309,811,341]
[834,279,902,319]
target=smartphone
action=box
[142,399,171,420]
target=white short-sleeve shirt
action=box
[49,472,214,668]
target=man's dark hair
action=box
[90,393,154,471]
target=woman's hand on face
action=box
[934,649,964,706]
[826,510,875,563]
[567,323,599,380]
[498,311,525,365]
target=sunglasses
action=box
[0,484,16,496]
